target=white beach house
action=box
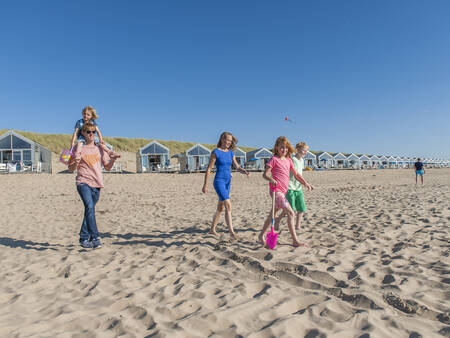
[304,151,317,168]
[175,144,211,172]
[234,147,247,168]
[332,152,348,168]
[136,140,171,173]
[359,154,371,168]
[347,153,361,169]
[387,156,398,169]
[369,155,381,168]
[246,148,272,170]
[378,155,389,168]
[0,130,52,173]
[316,152,334,169]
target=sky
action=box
[1,0,449,158]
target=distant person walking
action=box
[202,132,249,240]
[68,122,118,249]
[414,158,425,185]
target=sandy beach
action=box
[0,154,449,337]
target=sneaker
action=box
[92,238,102,249]
[80,239,93,249]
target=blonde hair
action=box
[217,132,237,151]
[273,136,294,157]
[82,106,98,120]
[82,122,96,132]
[295,141,309,150]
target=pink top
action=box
[75,144,110,188]
[266,156,294,195]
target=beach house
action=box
[175,144,211,172]
[0,130,52,173]
[246,148,272,170]
[136,141,171,173]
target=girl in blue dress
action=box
[202,132,249,240]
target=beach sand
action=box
[0,154,449,337]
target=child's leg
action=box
[295,212,304,230]
[274,210,287,231]
[282,204,307,247]
[294,190,306,230]
[223,200,238,240]
[258,208,280,244]
[210,201,225,236]
[99,143,121,159]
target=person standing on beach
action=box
[414,158,425,185]
[258,136,313,247]
[202,132,249,240]
[274,141,313,231]
[68,122,118,249]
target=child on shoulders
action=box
[70,106,120,161]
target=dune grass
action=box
[0,129,256,155]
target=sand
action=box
[0,154,449,337]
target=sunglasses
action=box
[85,130,96,135]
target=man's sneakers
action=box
[92,238,102,249]
[80,239,94,249]
[79,238,102,249]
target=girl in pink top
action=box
[68,122,117,249]
[259,136,312,247]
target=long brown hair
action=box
[273,136,294,157]
[217,132,237,151]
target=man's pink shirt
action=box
[75,144,111,188]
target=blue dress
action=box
[212,149,234,201]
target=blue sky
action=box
[1,0,449,158]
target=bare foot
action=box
[209,229,219,237]
[230,233,240,241]
[292,240,309,248]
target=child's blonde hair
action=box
[82,122,96,132]
[217,132,237,150]
[295,141,309,150]
[273,136,294,157]
[82,106,99,120]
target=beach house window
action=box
[12,135,31,149]
[13,151,21,162]
[23,150,32,165]
[1,150,12,163]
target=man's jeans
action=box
[77,183,100,241]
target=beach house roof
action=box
[246,147,272,160]
[316,152,333,160]
[359,154,371,161]
[333,152,347,160]
[234,147,246,157]
[304,151,316,160]
[186,143,211,156]
[347,153,360,161]
[138,140,170,155]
